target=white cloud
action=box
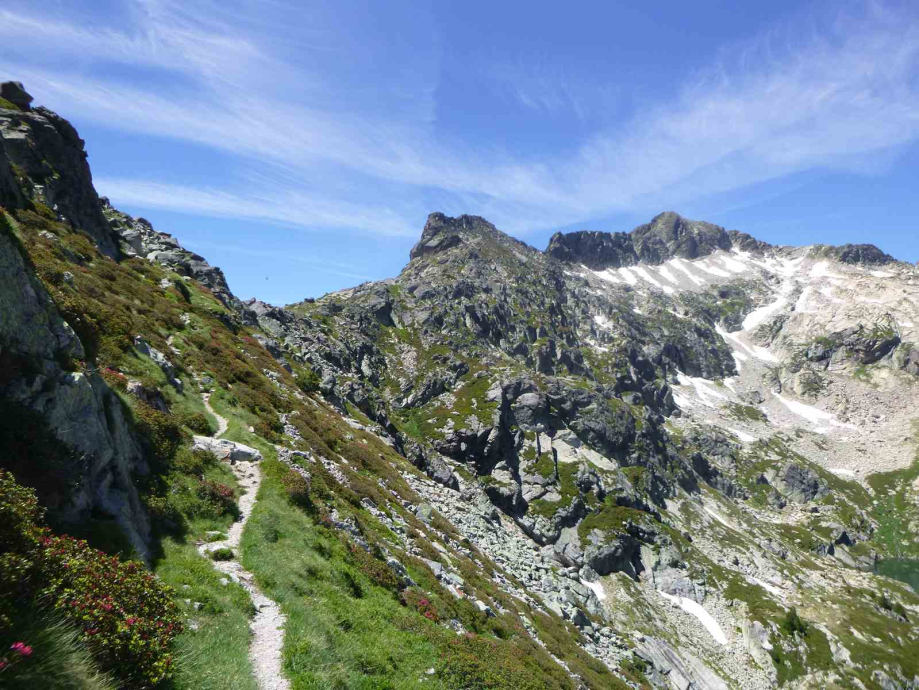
[94,178,417,237]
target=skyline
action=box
[1,0,918,303]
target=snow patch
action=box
[772,392,856,431]
[749,577,784,598]
[750,345,780,363]
[677,372,727,409]
[720,254,748,273]
[829,468,856,478]
[810,261,844,279]
[727,428,757,443]
[819,286,844,304]
[794,286,816,314]
[658,591,728,645]
[703,506,734,529]
[632,266,663,289]
[693,260,732,278]
[669,258,704,286]
[870,270,894,278]
[742,295,787,331]
[591,268,621,284]
[581,579,607,602]
[717,325,780,363]
[657,265,679,284]
[618,267,639,285]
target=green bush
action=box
[132,402,186,465]
[196,479,236,515]
[297,368,321,394]
[177,411,214,435]
[280,469,311,509]
[781,607,809,637]
[0,470,182,687]
[210,548,234,562]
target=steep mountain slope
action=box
[2,84,919,690]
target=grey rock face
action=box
[0,229,151,557]
[805,323,900,367]
[637,637,729,690]
[770,462,829,504]
[817,243,896,265]
[1,81,33,110]
[0,102,119,256]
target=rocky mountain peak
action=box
[409,211,537,263]
[547,211,752,270]
[816,242,896,265]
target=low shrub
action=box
[438,633,563,690]
[297,368,321,394]
[132,402,186,465]
[177,411,214,435]
[280,469,312,509]
[196,479,236,515]
[0,470,182,687]
[781,607,809,637]
[210,548,234,562]
[401,589,439,622]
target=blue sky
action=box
[2,0,918,304]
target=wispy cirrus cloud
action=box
[94,178,419,237]
[1,0,919,239]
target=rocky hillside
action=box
[2,83,919,690]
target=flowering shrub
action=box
[101,367,128,391]
[0,470,182,687]
[0,641,34,674]
[406,591,439,622]
[196,479,236,515]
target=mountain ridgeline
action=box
[3,82,919,690]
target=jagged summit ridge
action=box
[546,211,770,270]
[546,210,897,270]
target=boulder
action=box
[192,436,262,463]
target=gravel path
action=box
[202,392,229,438]
[197,393,290,690]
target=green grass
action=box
[154,538,257,690]
[867,426,919,558]
[240,463,447,688]
[727,403,767,423]
[240,458,586,689]
[0,612,118,690]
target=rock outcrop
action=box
[0,85,120,256]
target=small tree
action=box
[297,367,321,394]
[781,607,809,637]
